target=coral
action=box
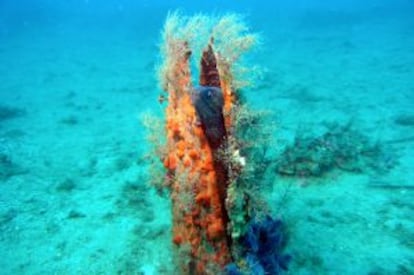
[222,105,276,246]
[141,112,167,190]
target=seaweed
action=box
[275,122,398,177]
[67,210,86,219]
[0,105,25,122]
[394,114,414,126]
[0,152,26,180]
[56,178,77,192]
[59,115,79,126]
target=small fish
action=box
[191,85,226,149]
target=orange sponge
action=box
[163,40,235,273]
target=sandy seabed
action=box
[1,5,413,275]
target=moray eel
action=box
[192,85,226,149]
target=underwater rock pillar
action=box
[152,13,292,275]
[162,39,234,273]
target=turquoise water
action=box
[1,1,413,274]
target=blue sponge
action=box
[226,216,291,274]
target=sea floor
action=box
[1,6,414,275]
